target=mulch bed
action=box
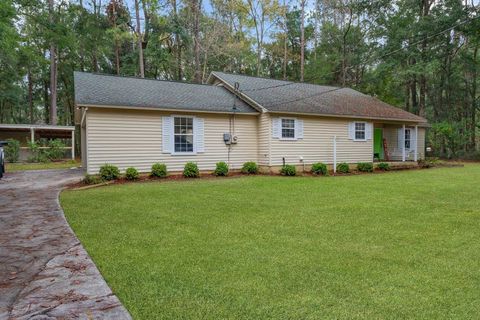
[66,162,466,190]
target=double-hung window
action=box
[404,128,411,150]
[355,122,366,140]
[281,119,295,139]
[174,117,194,153]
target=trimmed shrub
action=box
[376,162,390,171]
[311,162,328,176]
[357,162,373,172]
[151,163,167,178]
[183,162,199,178]
[214,161,229,176]
[4,139,20,163]
[125,167,139,180]
[83,174,103,185]
[241,161,258,174]
[99,164,120,180]
[418,158,437,168]
[280,164,296,176]
[46,139,65,161]
[336,162,350,174]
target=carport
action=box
[0,124,75,160]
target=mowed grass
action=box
[61,165,480,319]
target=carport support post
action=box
[402,124,406,162]
[71,130,75,160]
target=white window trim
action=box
[279,117,297,141]
[404,128,412,151]
[171,115,196,156]
[354,121,367,141]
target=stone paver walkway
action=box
[0,169,132,320]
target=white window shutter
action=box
[295,119,304,139]
[272,118,280,138]
[194,117,205,153]
[397,128,404,149]
[366,123,373,140]
[162,116,172,153]
[411,128,417,151]
[348,122,355,140]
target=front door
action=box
[374,128,384,160]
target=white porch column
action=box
[414,125,418,162]
[30,127,34,142]
[71,130,75,160]
[402,124,406,162]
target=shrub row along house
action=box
[74,71,428,174]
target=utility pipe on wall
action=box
[333,135,337,173]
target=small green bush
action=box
[357,162,373,172]
[125,167,139,180]
[99,164,120,180]
[311,162,328,176]
[280,164,296,176]
[151,163,167,178]
[83,174,103,185]
[241,161,258,174]
[27,141,49,163]
[214,161,229,176]
[376,162,390,171]
[418,158,438,168]
[46,139,65,161]
[336,162,350,174]
[4,139,20,163]
[183,162,199,178]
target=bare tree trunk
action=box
[49,0,57,125]
[300,0,306,82]
[342,7,353,87]
[44,80,50,125]
[469,46,478,151]
[282,0,288,80]
[192,0,202,83]
[411,75,418,115]
[404,80,410,112]
[418,0,432,118]
[135,0,145,77]
[172,0,182,80]
[28,69,34,124]
[142,0,150,74]
[112,1,120,75]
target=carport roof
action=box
[0,124,75,139]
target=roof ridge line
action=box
[74,71,216,87]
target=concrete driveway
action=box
[0,169,131,320]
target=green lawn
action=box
[6,160,80,171]
[61,165,480,320]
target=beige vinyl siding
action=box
[383,125,425,161]
[86,108,258,174]
[257,113,271,166]
[417,127,426,159]
[268,115,373,166]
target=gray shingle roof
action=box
[210,72,427,123]
[74,72,256,113]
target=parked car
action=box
[0,141,7,179]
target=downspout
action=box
[80,107,88,173]
[80,107,88,128]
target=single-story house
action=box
[74,71,428,174]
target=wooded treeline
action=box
[1,0,479,157]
